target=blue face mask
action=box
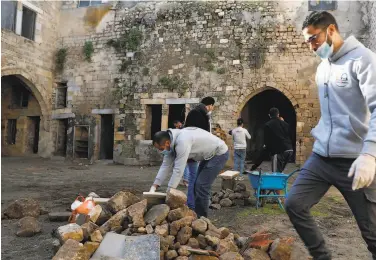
[315,29,334,59]
[160,149,172,156]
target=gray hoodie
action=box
[153,127,228,188]
[312,36,376,158]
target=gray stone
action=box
[144,204,170,226]
[219,252,244,260]
[49,212,72,222]
[234,183,246,193]
[96,205,113,226]
[52,239,89,260]
[197,234,208,249]
[220,198,233,207]
[127,199,147,227]
[51,238,61,254]
[168,205,189,222]
[178,245,191,256]
[191,219,208,234]
[108,191,140,213]
[56,223,84,244]
[166,250,178,260]
[241,190,251,199]
[166,188,187,209]
[188,238,199,248]
[243,248,270,260]
[3,198,41,219]
[177,226,192,245]
[99,209,128,235]
[209,204,221,210]
[16,216,41,237]
[146,224,154,234]
[154,223,169,237]
[88,192,100,198]
[81,221,98,241]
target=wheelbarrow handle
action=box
[287,169,301,179]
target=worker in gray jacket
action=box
[285,11,376,260]
[149,127,229,217]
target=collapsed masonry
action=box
[2,190,295,260]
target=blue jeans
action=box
[186,161,199,210]
[194,151,229,217]
[285,153,376,260]
[234,149,246,174]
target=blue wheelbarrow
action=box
[246,169,300,210]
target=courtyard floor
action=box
[1,156,371,260]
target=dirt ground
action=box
[1,156,372,260]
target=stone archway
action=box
[1,68,49,118]
[237,86,298,163]
[1,68,52,157]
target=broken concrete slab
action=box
[92,233,160,260]
[219,171,239,180]
[91,233,127,259]
[93,198,110,205]
[49,212,72,222]
[121,235,159,260]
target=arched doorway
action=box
[240,88,297,162]
[1,75,42,156]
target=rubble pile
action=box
[3,190,294,260]
[210,183,252,210]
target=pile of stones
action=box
[2,190,294,260]
[210,183,252,210]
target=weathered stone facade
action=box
[1,1,61,157]
[2,1,375,165]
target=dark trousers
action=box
[251,148,292,173]
[285,153,376,260]
[194,151,229,217]
[272,150,293,172]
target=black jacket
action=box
[184,103,210,132]
[264,117,293,155]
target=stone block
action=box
[52,239,89,260]
[56,223,84,244]
[91,233,126,259]
[49,212,72,222]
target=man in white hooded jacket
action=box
[285,11,376,260]
[149,128,229,218]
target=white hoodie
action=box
[231,127,251,150]
[153,127,228,188]
[312,36,376,158]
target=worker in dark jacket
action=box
[185,96,215,132]
[183,96,215,210]
[251,107,293,172]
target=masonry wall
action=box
[1,1,61,157]
[57,0,369,165]
[363,1,376,52]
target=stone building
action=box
[1,0,375,166]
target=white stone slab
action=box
[219,170,240,179]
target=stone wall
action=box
[56,0,370,165]
[362,1,376,52]
[1,1,61,157]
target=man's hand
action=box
[348,154,376,190]
[149,184,159,193]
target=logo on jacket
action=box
[335,72,349,87]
